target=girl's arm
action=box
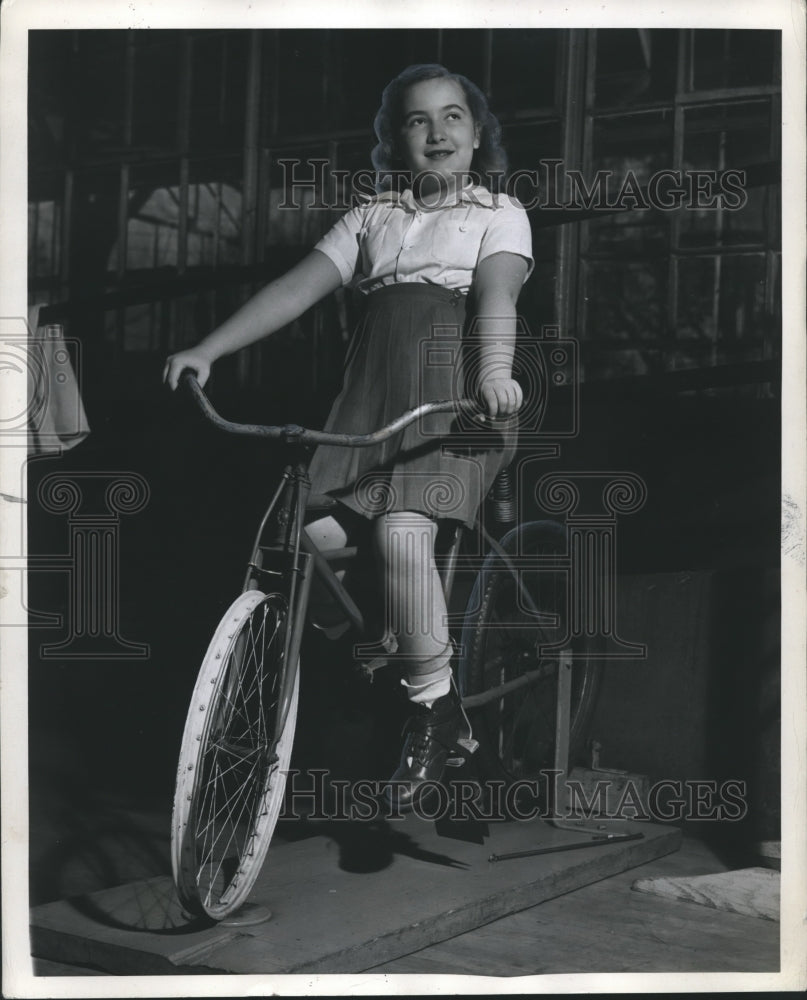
[472,251,530,417]
[163,249,343,389]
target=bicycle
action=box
[170,371,601,921]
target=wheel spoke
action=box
[172,591,299,918]
[196,663,270,887]
[197,755,264,896]
[215,608,282,746]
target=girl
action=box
[164,63,533,811]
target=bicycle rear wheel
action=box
[171,589,298,920]
[459,521,601,784]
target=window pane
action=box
[440,30,488,91]
[131,32,182,151]
[676,253,769,363]
[683,102,773,170]
[125,163,174,270]
[74,31,128,156]
[267,146,333,246]
[275,30,329,137]
[491,30,558,111]
[114,292,211,355]
[586,203,669,258]
[124,161,244,271]
[29,31,72,164]
[189,32,248,152]
[400,29,442,67]
[717,253,769,348]
[29,200,61,280]
[72,167,119,274]
[582,346,656,381]
[331,137,376,208]
[691,30,780,91]
[587,112,674,255]
[679,100,772,249]
[118,302,156,352]
[504,119,558,321]
[189,159,244,266]
[337,31,437,131]
[124,157,243,270]
[678,187,767,250]
[126,186,179,270]
[676,255,717,352]
[592,29,678,108]
[502,120,562,195]
[582,259,667,344]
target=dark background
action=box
[26,28,781,904]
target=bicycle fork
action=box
[245,460,314,753]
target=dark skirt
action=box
[308,283,517,527]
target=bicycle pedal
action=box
[312,619,351,641]
[446,738,479,766]
[358,655,389,678]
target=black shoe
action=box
[384,680,478,813]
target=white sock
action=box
[401,667,452,707]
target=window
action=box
[27,28,781,396]
[576,29,780,382]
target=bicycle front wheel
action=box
[171,589,298,920]
[459,521,601,784]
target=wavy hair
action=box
[370,64,508,193]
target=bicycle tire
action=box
[459,521,601,785]
[171,589,298,920]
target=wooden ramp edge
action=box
[31,817,681,976]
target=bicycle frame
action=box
[240,444,470,738]
[170,373,607,923]
[179,371,572,712]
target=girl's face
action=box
[397,77,480,199]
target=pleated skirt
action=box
[308,282,516,527]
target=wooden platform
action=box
[369,835,781,977]
[30,816,680,975]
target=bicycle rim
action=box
[171,590,299,920]
[460,523,600,784]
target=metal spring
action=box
[492,467,517,525]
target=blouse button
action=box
[459,226,467,232]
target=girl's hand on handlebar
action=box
[477,377,523,419]
[163,349,214,391]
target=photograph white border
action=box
[2,1,804,996]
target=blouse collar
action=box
[376,183,499,212]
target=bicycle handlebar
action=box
[179,370,484,447]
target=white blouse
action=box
[314,184,534,295]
